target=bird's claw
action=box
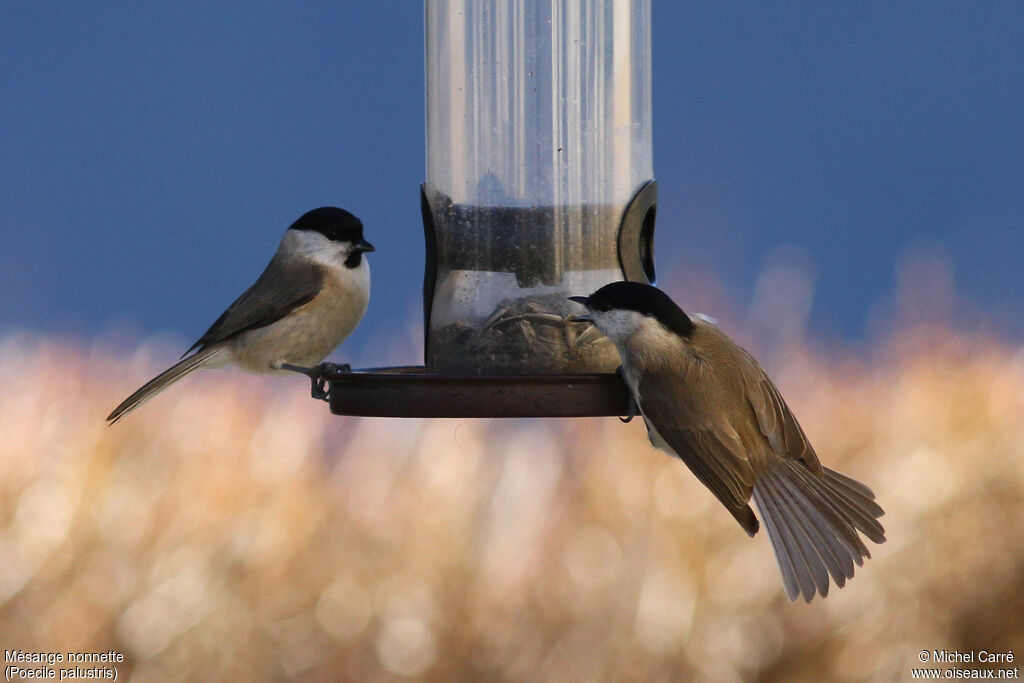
[619,396,639,423]
[309,362,351,400]
[310,373,329,400]
[614,365,638,423]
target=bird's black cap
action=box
[576,281,695,338]
[289,207,370,248]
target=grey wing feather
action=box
[745,361,822,473]
[638,373,759,535]
[184,252,324,356]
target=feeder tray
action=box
[325,367,631,418]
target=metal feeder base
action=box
[325,366,631,418]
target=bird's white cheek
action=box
[591,310,645,343]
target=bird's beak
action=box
[567,295,591,323]
[353,239,375,253]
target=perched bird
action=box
[107,207,374,423]
[570,281,885,602]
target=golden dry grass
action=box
[0,325,1022,682]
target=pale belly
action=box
[228,285,369,372]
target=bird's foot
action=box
[276,362,351,401]
[310,362,351,400]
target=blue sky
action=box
[2,2,1022,366]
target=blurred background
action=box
[2,2,1022,681]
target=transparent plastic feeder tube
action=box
[424,0,653,374]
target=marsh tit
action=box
[570,281,885,602]
[107,207,374,423]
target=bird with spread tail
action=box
[571,281,885,602]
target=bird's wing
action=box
[638,371,759,534]
[743,362,823,475]
[184,253,324,356]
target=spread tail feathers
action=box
[752,462,886,603]
[106,347,222,424]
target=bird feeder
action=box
[325,0,655,417]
